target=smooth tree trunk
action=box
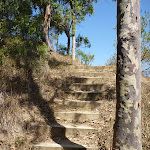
[72,18,76,60]
[43,5,54,51]
[113,0,142,150]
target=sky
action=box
[59,0,150,66]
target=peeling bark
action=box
[113,0,142,149]
[43,5,54,51]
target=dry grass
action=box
[0,52,82,149]
[141,76,150,150]
[0,52,150,150]
[96,75,150,150]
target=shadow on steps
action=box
[21,66,87,149]
[65,76,116,101]
[2,54,114,149]
[2,55,87,149]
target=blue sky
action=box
[59,0,150,66]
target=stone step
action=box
[67,76,115,84]
[54,111,100,123]
[70,71,115,77]
[68,91,115,101]
[68,83,113,91]
[71,65,115,71]
[37,123,96,138]
[54,99,103,109]
[75,68,115,72]
[32,142,98,150]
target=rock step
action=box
[32,142,98,150]
[70,72,115,77]
[67,77,115,84]
[68,83,113,91]
[71,65,115,71]
[75,68,115,72]
[37,124,96,138]
[67,91,115,100]
[54,99,103,109]
[54,111,100,123]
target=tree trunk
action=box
[67,36,70,55]
[113,0,142,149]
[56,32,59,52]
[65,29,70,55]
[43,5,54,51]
[72,34,76,60]
[72,18,76,60]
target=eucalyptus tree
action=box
[51,0,96,57]
[0,0,65,56]
[113,0,142,149]
[0,0,97,57]
[68,0,97,60]
[47,0,97,57]
[31,0,62,51]
[50,1,72,55]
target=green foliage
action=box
[0,0,97,63]
[1,37,27,58]
[69,0,97,36]
[76,34,91,48]
[50,0,97,54]
[75,34,93,65]
[37,42,48,56]
[57,44,67,55]
[0,0,50,64]
[76,50,94,65]
[0,0,33,39]
[141,11,150,64]
[0,36,48,65]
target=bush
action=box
[0,37,48,64]
[105,53,117,66]
[57,44,67,55]
[76,50,94,65]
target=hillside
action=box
[0,52,150,150]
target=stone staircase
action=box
[32,65,116,150]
